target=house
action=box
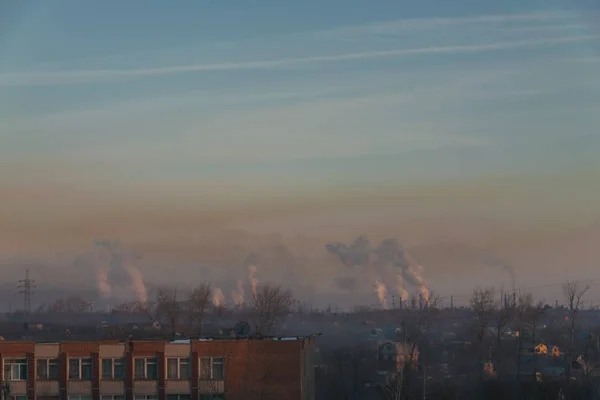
[534,343,548,355]
[376,341,418,373]
[533,343,561,357]
[549,346,561,357]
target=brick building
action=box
[0,337,316,400]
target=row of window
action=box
[3,357,224,381]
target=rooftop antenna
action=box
[17,269,35,322]
[233,321,251,338]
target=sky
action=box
[1,0,600,305]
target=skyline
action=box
[1,1,600,304]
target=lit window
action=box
[199,357,224,380]
[134,358,157,380]
[3,359,27,381]
[69,358,92,380]
[101,358,125,380]
[166,358,190,380]
[37,359,59,380]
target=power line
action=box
[17,269,35,321]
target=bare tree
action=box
[397,292,441,399]
[563,281,590,377]
[513,290,533,382]
[491,295,514,376]
[470,287,496,376]
[527,300,545,384]
[155,287,182,338]
[493,302,512,350]
[46,295,91,313]
[186,283,212,335]
[249,283,294,335]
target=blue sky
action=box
[1,0,599,189]
[2,0,600,299]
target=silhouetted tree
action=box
[249,283,294,335]
[186,282,212,335]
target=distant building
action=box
[0,336,316,400]
[376,341,418,373]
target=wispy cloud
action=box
[325,11,575,37]
[1,34,597,87]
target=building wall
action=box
[0,339,314,400]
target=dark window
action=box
[4,359,27,381]
[199,395,225,400]
[37,359,59,380]
[167,358,190,380]
[134,358,157,380]
[102,358,125,380]
[167,396,191,400]
[69,358,92,380]
[199,357,224,380]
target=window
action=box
[101,396,124,400]
[4,359,27,381]
[68,397,92,400]
[199,395,225,400]
[101,358,125,380]
[37,359,59,380]
[199,357,224,380]
[134,358,157,380]
[69,358,92,380]
[167,396,191,400]
[133,396,157,400]
[166,358,190,380]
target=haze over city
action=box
[1,0,599,309]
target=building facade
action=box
[0,337,315,400]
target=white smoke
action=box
[94,239,148,304]
[248,264,258,298]
[96,268,112,298]
[414,264,430,300]
[213,288,225,307]
[231,279,245,307]
[395,274,409,301]
[374,280,388,309]
[122,256,148,304]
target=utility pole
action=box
[17,269,35,322]
[450,296,454,310]
[423,366,427,400]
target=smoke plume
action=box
[248,264,258,298]
[395,275,409,301]
[325,236,431,305]
[96,268,111,298]
[231,279,245,307]
[374,280,388,309]
[484,253,517,291]
[213,288,225,307]
[94,239,148,303]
